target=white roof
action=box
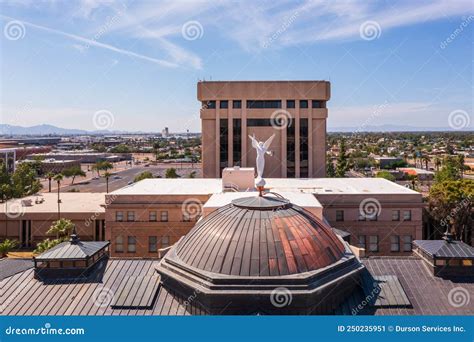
[265,178,418,195]
[112,177,417,196]
[111,178,222,195]
[0,193,106,214]
[204,191,322,209]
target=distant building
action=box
[0,193,106,248]
[399,167,435,181]
[198,81,330,178]
[374,156,404,169]
[20,158,81,174]
[162,127,169,138]
[0,148,16,173]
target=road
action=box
[59,163,202,193]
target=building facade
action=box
[101,176,423,258]
[198,81,330,178]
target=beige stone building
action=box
[0,193,106,247]
[198,81,330,178]
[103,174,423,258]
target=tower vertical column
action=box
[215,101,220,177]
[241,100,247,167]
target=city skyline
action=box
[1,0,472,132]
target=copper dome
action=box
[174,196,346,277]
[156,195,364,314]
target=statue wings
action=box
[248,134,258,149]
[263,134,275,149]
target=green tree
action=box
[165,168,180,179]
[188,171,197,179]
[45,171,55,192]
[376,170,396,182]
[47,218,75,240]
[62,166,86,184]
[10,163,42,197]
[34,238,63,254]
[103,171,112,193]
[428,179,473,242]
[92,161,113,176]
[134,171,154,183]
[335,139,349,178]
[53,173,63,219]
[0,239,18,257]
[457,155,465,178]
[326,158,336,177]
[435,156,460,182]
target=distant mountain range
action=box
[0,123,470,136]
[0,124,146,136]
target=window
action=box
[462,259,473,266]
[287,117,295,178]
[203,100,215,109]
[161,236,170,248]
[403,235,412,252]
[300,118,309,177]
[390,236,400,252]
[161,211,168,222]
[127,211,135,222]
[246,100,281,109]
[369,235,379,252]
[358,235,366,249]
[247,118,285,127]
[403,210,412,221]
[312,100,322,108]
[115,236,123,253]
[219,100,228,109]
[149,236,157,253]
[232,119,241,165]
[219,119,229,172]
[336,210,344,222]
[232,100,241,109]
[392,210,400,221]
[116,211,123,222]
[127,236,136,253]
[286,100,295,108]
[149,211,157,222]
[435,259,446,266]
[299,100,308,108]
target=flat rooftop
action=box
[0,193,106,214]
[204,191,322,209]
[112,178,418,196]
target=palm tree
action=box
[434,157,442,172]
[53,173,63,220]
[47,218,74,240]
[45,172,55,192]
[103,171,111,193]
[457,154,465,178]
[411,152,417,168]
[421,155,431,170]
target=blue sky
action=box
[1,0,472,132]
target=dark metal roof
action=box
[0,259,34,281]
[413,240,474,259]
[174,198,346,277]
[35,240,109,261]
[2,258,473,316]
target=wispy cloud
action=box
[0,14,179,68]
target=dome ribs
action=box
[274,214,298,275]
[231,210,255,276]
[210,208,246,274]
[173,198,347,278]
[257,212,270,277]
